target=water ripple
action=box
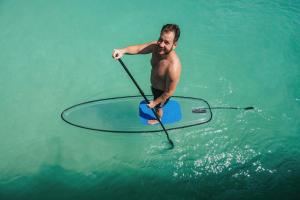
[170,129,275,180]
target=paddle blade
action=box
[192,108,207,113]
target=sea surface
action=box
[0,0,299,199]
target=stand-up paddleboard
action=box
[139,99,182,125]
[61,95,212,133]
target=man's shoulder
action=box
[169,52,181,68]
[167,54,181,78]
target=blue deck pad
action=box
[139,100,182,125]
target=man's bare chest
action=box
[151,58,169,77]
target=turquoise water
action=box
[1,0,300,199]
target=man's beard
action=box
[159,45,173,55]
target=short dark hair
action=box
[161,24,180,42]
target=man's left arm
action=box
[151,64,181,107]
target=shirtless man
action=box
[112,24,181,125]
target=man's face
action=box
[157,31,177,55]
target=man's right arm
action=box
[112,41,156,60]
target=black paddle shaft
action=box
[117,58,174,147]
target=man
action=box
[112,24,181,125]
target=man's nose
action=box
[159,42,165,48]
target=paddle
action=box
[117,58,174,148]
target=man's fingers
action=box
[147,101,156,108]
[112,49,118,59]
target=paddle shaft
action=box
[117,58,174,147]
